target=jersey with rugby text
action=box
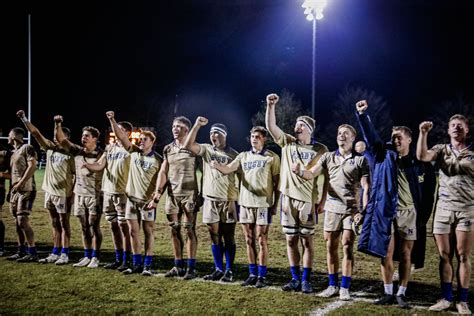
[163,141,200,196]
[318,150,368,214]
[102,143,130,194]
[198,143,239,201]
[70,145,104,197]
[226,149,280,208]
[277,133,328,203]
[11,143,37,192]
[126,147,162,201]
[41,145,75,197]
[431,143,474,211]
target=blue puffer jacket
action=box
[356,112,433,258]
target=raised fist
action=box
[266,93,279,106]
[16,110,25,118]
[54,115,63,123]
[106,111,115,119]
[355,100,368,114]
[195,116,208,127]
[419,121,433,134]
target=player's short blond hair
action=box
[448,114,469,125]
[141,130,156,143]
[250,126,268,138]
[337,124,357,137]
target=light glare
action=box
[302,0,327,21]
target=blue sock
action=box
[329,273,338,286]
[115,249,123,262]
[132,254,142,266]
[84,249,92,259]
[302,268,311,282]
[249,263,258,276]
[91,249,99,259]
[52,247,60,255]
[28,247,37,255]
[144,255,152,267]
[258,265,267,278]
[187,259,196,270]
[459,288,468,302]
[175,259,184,268]
[211,244,223,271]
[441,282,453,302]
[19,244,27,254]
[290,266,300,280]
[123,251,130,263]
[341,276,351,289]
[61,248,69,254]
[224,244,236,271]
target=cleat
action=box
[429,298,453,312]
[203,269,224,281]
[339,288,351,301]
[456,302,472,315]
[241,275,258,286]
[375,294,395,305]
[282,279,301,292]
[164,266,186,278]
[301,280,313,294]
[104,261,122,270]
[0,249,4,257]
[38,253,60,264]
[183,269,197,280]
[87,257,99,268]
[317,285,340,298]
[396,295,410,309]
[141,266,153,276]
[73,257,91,267]
[7,252,25,261]
[55,254,69,265]
[255,277,271,289]
[16,254,38,263]
[117,262,130,272]
[220,269,234,283]
[123,265,143,275]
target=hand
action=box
[54,115,63,123]
[353,212,364,225]
[106,111,115,119]
[270,205,277,216]
[11,181,24,193]
[355,100,368,114]
[16,110,25,118]
[291,162,301,175]
[146,192,161,209]
[195,116,208,127]
[419,121,433,134]
[315,203,325,214]
[210,161,218,169]
[266,93,279,106]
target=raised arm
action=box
[183,116,208,155]
[54,115,73,150]
[416,121,438,162]
[17,110,54,149]
[355,100,384,151]
[210,160,239,175]
[106,111,132,150]
[265,93,284,141]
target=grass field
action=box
[0,169,471,314]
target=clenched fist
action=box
[195,116,208,127]
[106,111,115,119]
[419,121,433,134]
[54,115,63,123]
[16,110,25,118]
[355,100,368,114]
[266,93,279,106]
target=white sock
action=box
[384,284,393,295]
[397,286,407,296]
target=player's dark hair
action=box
[118,121,133,133]
[250,126,268,138]
[61,127,71,138]
[173,116,192,130]
[82,126,100,139]
[392,126,412,138]
[11,127,25,137]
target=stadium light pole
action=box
[302,0,327,119]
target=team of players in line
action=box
[0,94,472,314]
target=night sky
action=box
[3,0,473,151]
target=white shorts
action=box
[392,207,417,241]
[239,206,271,225]
[433,207,473,234]
[165,194,197,215]
[202,199,237,224]
[44,192,69,214]
[74,194,101,216]
[125,198,156,222]
[280,194,315,235]
[103,192,127,222]
[324,211,353,232]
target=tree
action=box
[427,94,474,145]
[319,86,393,150]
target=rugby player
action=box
[0,145,11,256]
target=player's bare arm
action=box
[354,175,370,224]
[82,154,107,172]
[270,175,280,215]
[291,162,323,180]
[416,121,437,162]
[54,115,73,150]
[316,170,329,214]
[355,100,368,114]
[265,93,284,141]
[210,160,238,175]
[17,109,54,149]
[183,116,208,155]
[106,111,133,151]
[147,159,169,209]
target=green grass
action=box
[0,169,471,314]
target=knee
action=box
[169,221,180,235]
[18,216,29,228]
[287,237,298,248]
[257,235,267,248]
[458,253,471,264]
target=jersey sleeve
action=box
[275,133,296,148]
